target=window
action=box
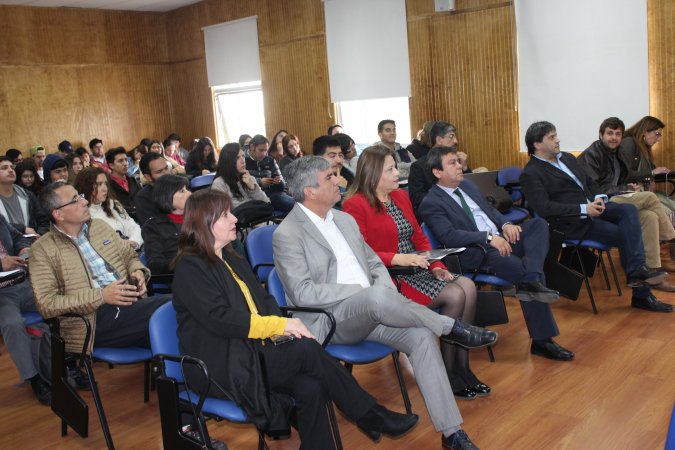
[336,97,412,151]
[213,81,266,148]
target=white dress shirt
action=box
[297,203,371,288]
[438,184,499,235]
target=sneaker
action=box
[31,378,51,406]
[182,426,228,450]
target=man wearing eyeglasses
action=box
[312,135,354,194]
[29,181,170,372]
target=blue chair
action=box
[139,252,172,294]
[245,224,278,284]
[497,166,524,203]
[92,346,153,402]
[267,268,412,414]
[149,302,265,450]
[562,238,622,314]
[22,311,43,326]
[666,401,675,450]
[190,173,215,191]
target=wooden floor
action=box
[2,256,674,449]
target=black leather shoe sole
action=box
[516,290,560,303]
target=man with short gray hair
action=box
[274,156,496,449]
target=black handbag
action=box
[484,186,514,213]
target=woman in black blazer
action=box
[171,189,418,449]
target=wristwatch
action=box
[486,232,494,243]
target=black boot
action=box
[356,404,419,441]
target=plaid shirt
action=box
[65,223,119,288]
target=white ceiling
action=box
[0,0,202,12]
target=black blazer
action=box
[520,152,601,238]
[109,175,141,211]
[172,251,291,433]
[141,214,180,274]
[420,182,506,249]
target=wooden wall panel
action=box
[407,0,526,171]
[648,0,675,170]
[0,5,172,153]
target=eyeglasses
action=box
[54,193,85,210]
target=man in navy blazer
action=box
[419,146,573,361]
[520,121,671,314]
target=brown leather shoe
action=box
[657,259,675,272]
[653,280,675,292]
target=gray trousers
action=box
[316,285,463,433]
[0,281,39,380]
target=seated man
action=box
[42,154,70,184]
[273,156,497,450]
[420,147,572,361]
[520,121,672,313]
[106,147,141,212]
[134,152,170,225]
[375,119,416,180]
[245,134,295,212]
[0,214,51,405]
[0,157,49,235]
[312,135,354,203]
[30,181,170,369]
[578,117,675,291]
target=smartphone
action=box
[127,276,140,292]
[19,252,29,261]
[273,335,295,346]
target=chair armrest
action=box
[153,354,211,416]
[279,306,337,348]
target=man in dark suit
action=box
[520,121,672,313]
[419,146,572,361]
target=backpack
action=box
[232,200,275,229]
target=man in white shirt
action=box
[273,156,496,450]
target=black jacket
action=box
[109,175,141,211]
[172,252,292,433]
[141,214,180,274]
[133,185,159,226]
[0,214,31,269]
[520,152,601,239]
[408,155,435,216]
[245,154,286,193]
[407,139,430,159]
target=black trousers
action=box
[95,294,171,347]
[262,338,376,450]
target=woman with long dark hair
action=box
[343,145,486,401]
[279,134,304,172]
[185,137,217,177]
[14,161,44,196]
[211,143,270,209]
[171,189,418,448]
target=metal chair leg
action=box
[597,250,611,290]
[575,250,598,314]
[143,360,150,403]
[487,346,495,362]
[81,357,115,450]
[390,351,412,414]
[606,249,623,296]
[326,402,343,450]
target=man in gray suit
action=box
[273,156,497,450]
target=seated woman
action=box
[212,143,270,209]
[279,134,304,172]
[74,167,143,250]
[141,175,191,274]
[342,145,486,400]
[185,137,217,177]
[65,153,84,180]
[148,140,186,176]
[172,189,417,448]
[14,161,44,196]
[162,138,186,168]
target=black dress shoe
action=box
[471,383,491,397]
[356,404,419,441]
[531,339,574,361]
[442,429,479,450]
[516,281,560,303]
[30,378,51,406]
[631,294,674,313]
[627,265,667,287]
[442,320,498,349]
[453,387,477,400]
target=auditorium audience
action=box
[135,152,170,225]
[30,145,46,180]
[212,143,270,210]
[75,167,143,250]
[162,138,186,167]
[312,135,354,193]
[75,147,91,168]
[520,121,672,313]
[270,129,288,156]
[185,137,217,177]
[334,132,359,174]
[89,138,109,173]
[5,148,23,166]
[0,157,49,235]
[172,188,418,448]
[238,133,252,150]
[342,145,486,400]
[57,140,73,156]
[42,154,70,184]
[65,153,84,179]
[141,175,190,274]
[407,121,435,159]
[327,124,344,135]
[166,133,190,163]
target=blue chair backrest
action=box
[666,401,675,450]
[497,166,523,202]
[149,301,182,380]
[267,268,287,307]
[190,173,215,190]
[245,224,279,282]
[421,223,440,249]
[139,252,148,265]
